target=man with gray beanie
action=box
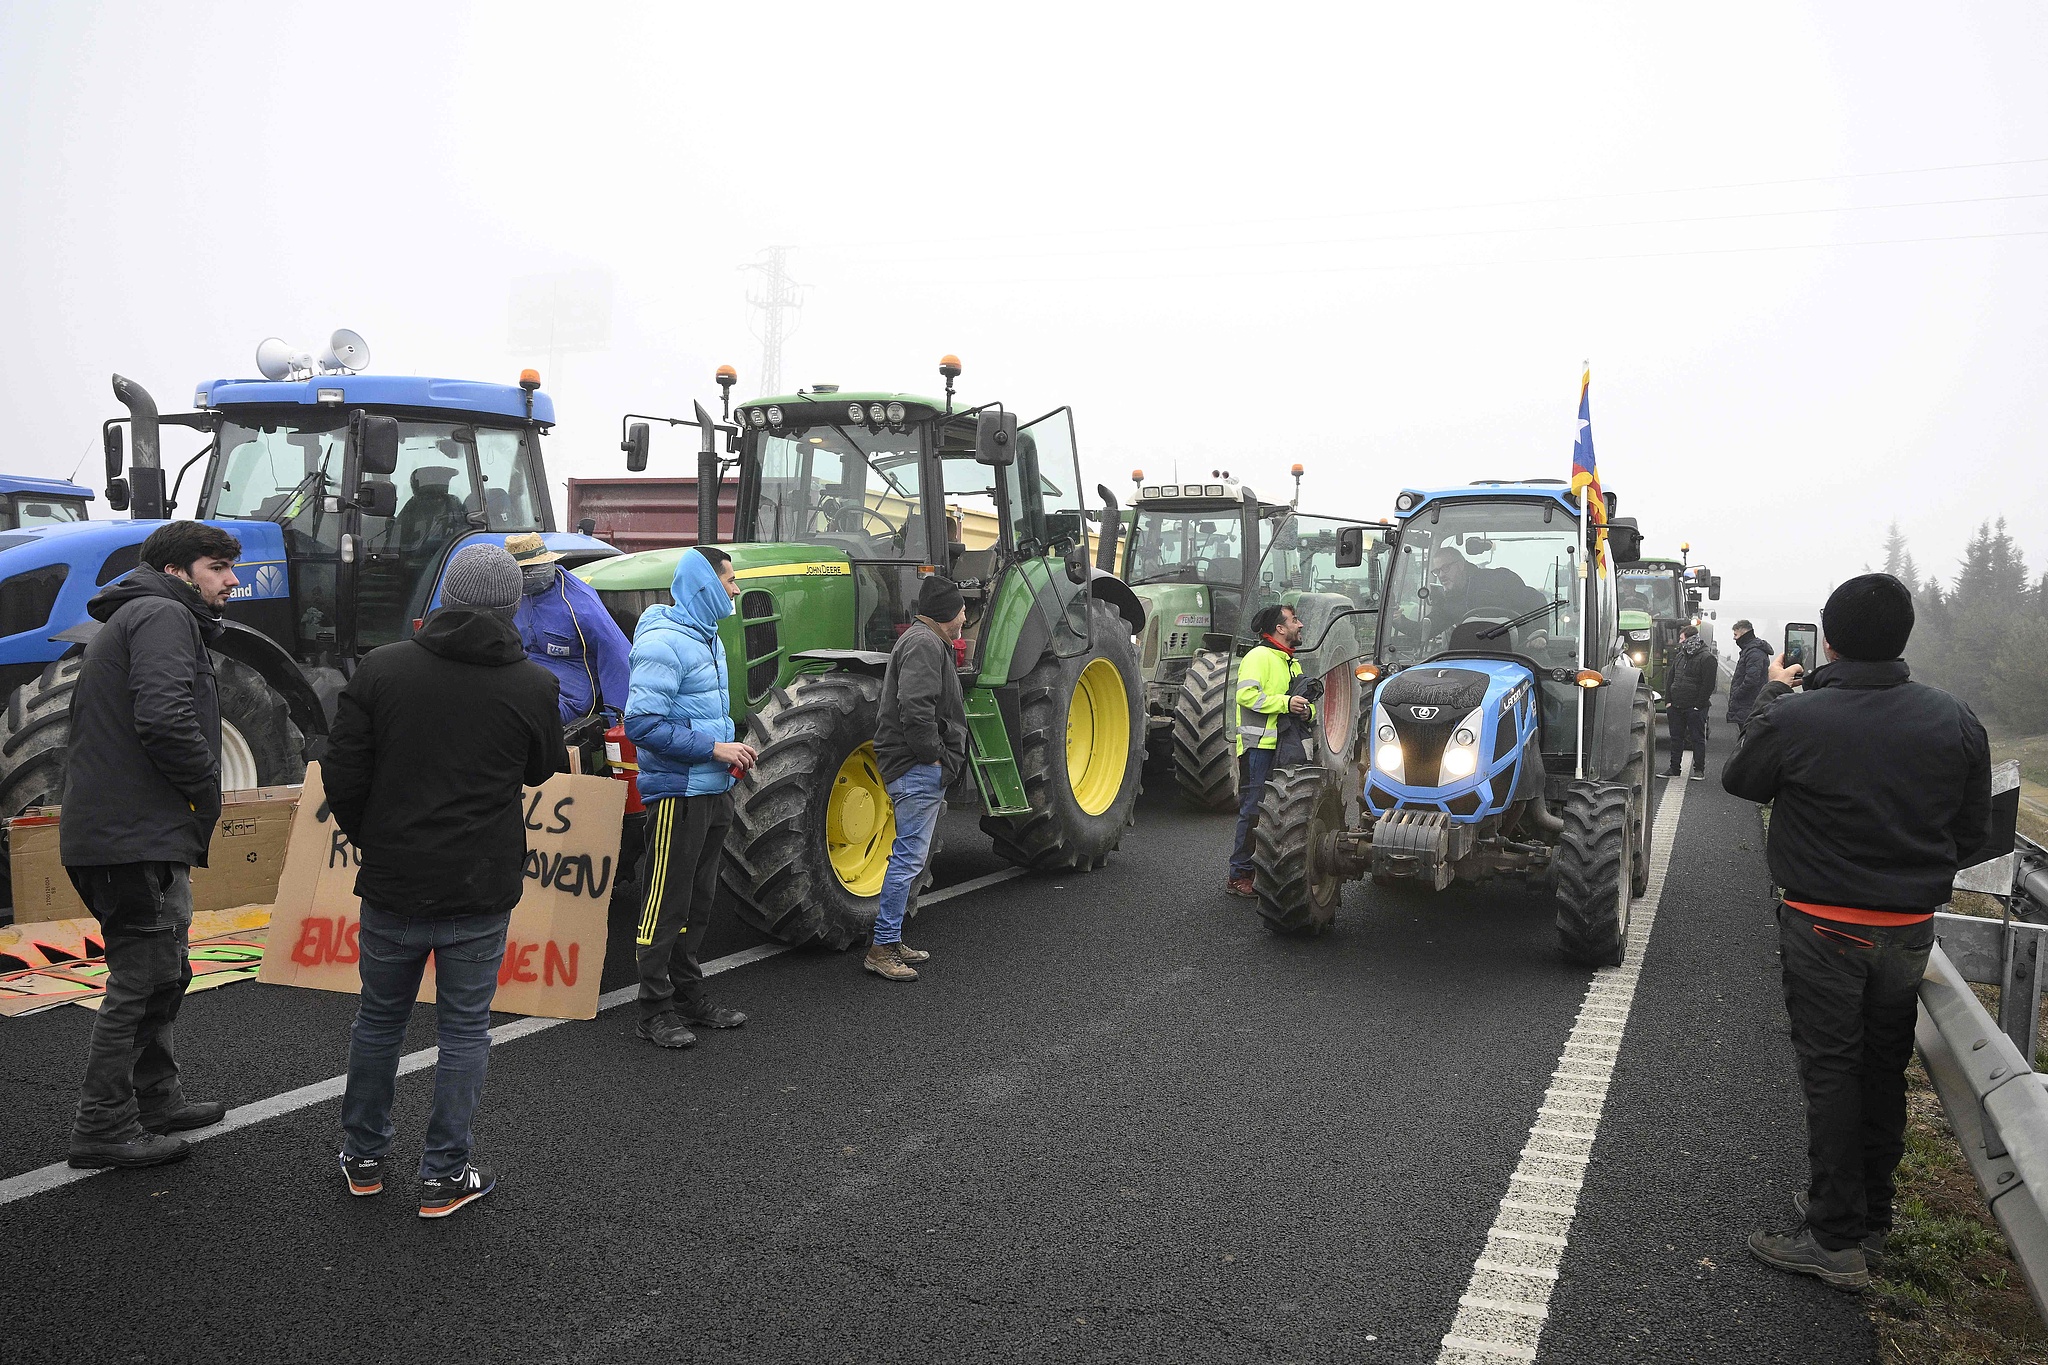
[324,542,566,1218]
[866,574,970,980]
[1724,572,1991,1290]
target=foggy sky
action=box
[3,2,2042,628]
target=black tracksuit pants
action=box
[1666,704,1707,772]
[634,793,732,1021]
[1776,902,1935,1250]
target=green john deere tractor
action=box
[579,360,1147,948]
[1615,551,1720,708]
[1117,476,1390,810]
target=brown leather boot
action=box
[896,942,931,963]
[863,944,918,981]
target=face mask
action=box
[521,564,555,596]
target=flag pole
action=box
[1575,360,1589,781]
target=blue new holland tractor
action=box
[0,341,616,907]
[1248,481,1655,966]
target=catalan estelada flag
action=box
[1571,363,1606,564]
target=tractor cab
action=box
[1243,480,1655,965]
[1615,556,1686,703]
[1122,476,1272,718]
[0,475,94,531]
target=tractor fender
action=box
[212,622,330,747]
[1588,659,1645,781]
[790,648,892,681]
[1085,570,1147,636]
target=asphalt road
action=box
[0,725,1876,1364]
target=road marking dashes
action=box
[1436,753,1692,1365]
[0,866,1029,1208]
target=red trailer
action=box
[564,477,739,554]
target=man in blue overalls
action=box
[507,532,632,725]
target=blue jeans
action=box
[1230,748,1280,878]
[341,905,510,1180]
[874,765,946,946]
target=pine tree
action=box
[1882,520,1921,594]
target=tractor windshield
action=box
[754,424,928,559]
[4,495,88,528]
[1616,568,1680,618]
[1380,499,1583,668]
[1126,506,1245,585]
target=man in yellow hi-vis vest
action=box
[1227,603,1315,897]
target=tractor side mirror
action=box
[1603,490,1618,520]
[103,424,124,484]
[352,413,400,477]
[1335,525,1365,569]
[1063,540,1090,586]
[355,480,398,519]
[1707,574,1722,600]
[1607,517,1642,565]
[1045,510,1084,544]
[974,409,1017,466]
[623,422,650,472]
[106,477,131,513]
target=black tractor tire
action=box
[1252,765,1345,936]
[1623,687,1654,896]
[214,656,306,793]
[0,654,303,913]
[1170,649,1237,812]
[1552,779,1634,967]
[721,670,930,950]
[983,599,1145,873]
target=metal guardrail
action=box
[1916,938,2048,1320]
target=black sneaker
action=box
[141,1099,227,1135]
[1659,769,1681,779]
[1690,768,1707,781]
[67,1130,191,1169]
[338,1150,384,1197]
[1792,1192,1887,1268]
[1747,1226,1868,1291]
[637,1012,697,1048]
[419,1163,495,1219]
[681,1001,748,1029]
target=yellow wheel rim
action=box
[1065,657,1131,817]
[827,742,895,898]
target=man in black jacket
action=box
[325,543,565,1218]
[61,522,241,1169]
[1661,623,1717,780]
[1725,619,1772,729]
[866,575,970,981]
[1725,573,1990,1291]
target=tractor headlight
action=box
[848,403,865,422]
[868,403,887,425]
[1629,648,1646,665]
[886,401,906,424]
[765,405,783,426]
[1440,707,1484,780]
[748,408,767,428]
[1371,704,1404,782]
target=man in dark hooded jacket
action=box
[61,522,242,1169]
[1661,623,1717,780]
[1725,573,1990,1291]
[1726,619,1772,726]
[324,542,565,1218]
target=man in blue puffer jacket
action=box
[625,547,758,1049]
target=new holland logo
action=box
[1410,705,1440,720]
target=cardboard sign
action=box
[8,786,300,924]
[257,764,623,1020]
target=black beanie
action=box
[1822,573,1914,661]
[917,574,965,622]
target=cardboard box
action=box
[8,786,301,923]
[258,764,621,1020]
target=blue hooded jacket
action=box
[625,549,737,801]
[515,566,633,724]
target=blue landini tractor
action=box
[0,334,616,906]
[1249,480,1654,966]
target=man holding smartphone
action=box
[1724,573,1991,1290]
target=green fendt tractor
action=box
[1615,547,1720,707]
[580,359,1147,948]
[1117,474,1390,810]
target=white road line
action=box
[1435,754,1692,1365]
[0,865,1029,1209]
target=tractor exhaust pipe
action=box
[1521,793,1565,839]
[111,374,167,519]
[1094,484,1121,573]
[692,400,719,547]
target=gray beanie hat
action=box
[442,543,523,618]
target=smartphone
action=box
[1784,622,1819,675]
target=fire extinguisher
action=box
[603,722,645,815]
